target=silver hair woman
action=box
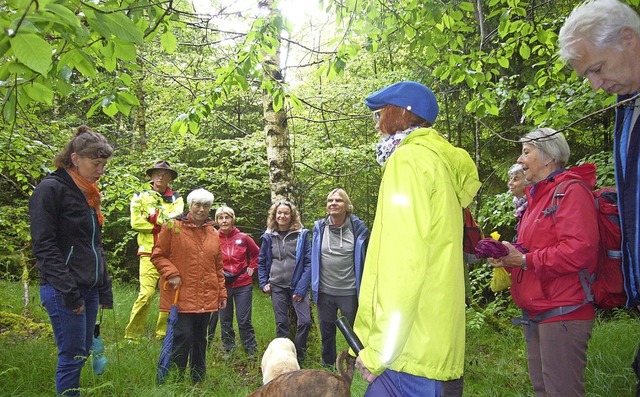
[490,127,600,396]
[151,187,227,383]
[186,188,214,207]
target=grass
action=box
[0,280,638,396]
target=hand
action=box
[147,210,159,225]
[489,242,523,268]
[219,299,227,310]
[292,294,302,302]
[262,284,271,294]
[73,305,85,315]
[168,276,181,289]
[247,268,254,277]
[355,356,377,383]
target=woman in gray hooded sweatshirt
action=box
[257,200,312,364]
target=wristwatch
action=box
[520,254,527,270]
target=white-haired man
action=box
[559,0,640,393]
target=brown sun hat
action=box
[146,160,178,179]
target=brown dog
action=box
[247,350,356,397]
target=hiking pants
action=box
[217,283,257,354]
[524,319,593,397]
[270,284,311,362]
[124,255,168,339]
[171,312,210,383]
[317,292,357,366]
[41,284,100,397]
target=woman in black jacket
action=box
[29,125,113,397]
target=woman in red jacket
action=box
[207,206,260,356]
[491,128,599,396]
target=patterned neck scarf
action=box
[375,126,420,166]
[66,168,104,225]
[512,195,528,221]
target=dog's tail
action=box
[336,350,356,385]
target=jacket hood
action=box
[48,168,75,188]
[560,163,597,189]
[400,128,481,208]
[526,163,597,198]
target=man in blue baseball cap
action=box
[353,81,480,397]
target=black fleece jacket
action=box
[29,168,113,309]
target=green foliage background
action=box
[1,1,637,376]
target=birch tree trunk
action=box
[261,0,294,203]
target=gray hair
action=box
[508,163,524,177]
[558,0,640,62]
[507,163,532,185]
[215,205,235,221]
[521,128,570,167]
[187,188,214,206]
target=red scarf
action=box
[67,168,104,225]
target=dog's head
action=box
[261,338,299,384]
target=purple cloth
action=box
[475,238,527,258]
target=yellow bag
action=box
[490,267,511,292]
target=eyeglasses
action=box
[372,109,382,122]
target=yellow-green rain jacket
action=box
[130,189,184,255]
[354,127,481,381]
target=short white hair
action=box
[558,0,640,62]
[187,188,214,206]
[521,128,571,167]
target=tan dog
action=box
[248,350,356,397]
[261,337,300,384]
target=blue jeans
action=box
[40,284,99,396]
[365,369,442,397]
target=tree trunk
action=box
[134,54,147,150]
[261,1,294,203]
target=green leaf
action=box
[87,98,102,118]
[161,30,177,54]
[0,36,10,58]
[3,89,16,121]
[519,43,531,60]
[22,82,54,105]
[9,33,52,75]
[103,101,118,116]
[117,91,140,106]
[98,12,144,44]
[459,2,475,12]
[273,90,283,112]
[497,57,509,68]
[45,4,82,29]
[113,39,137,62]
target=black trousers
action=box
[171,312,211,382]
